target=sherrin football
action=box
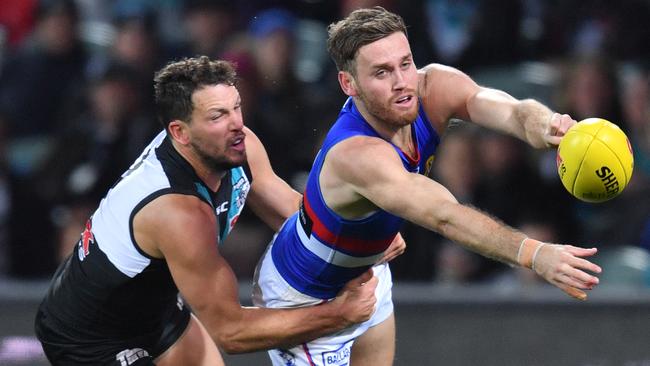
[556,118,634,203]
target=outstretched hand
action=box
[545,113,577,147]
[377,233,406,264]
[331,269,378,326]
[532,244,601,300]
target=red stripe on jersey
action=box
[303,195,394,255]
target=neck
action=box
[353,97,414,153]
[172,141,226,191]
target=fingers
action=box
[535,244,602,300]
[547,113,576,146]
[364,275,379,292]
[376,233,407,264]
[565,246,598,257]
[570,256,602,275]
[559,267,599,289]
[347,269,374,287]
[558,283,588,301]
[549,113,576,137]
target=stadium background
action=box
[0,0,649,364]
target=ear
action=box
[167,120,190,145]
[338,71,358,97]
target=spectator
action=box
[32,63,156,262]
[0,0,87,141]
[178,0,239,58]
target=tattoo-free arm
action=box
[244,127,302,231]
[419,64,575,148]
[328,138,600,299]
[134,195,377,353]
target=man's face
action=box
[350,32,419,127]
[187,84,246,171]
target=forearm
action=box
[433,201,527,266]
[467,89,553,148]
[207,302,348,354]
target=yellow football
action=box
[556,118,634,203]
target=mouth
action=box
[394,94,414,106]
[231,134,246,152]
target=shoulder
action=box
[145,194,215,228]
[418,63,478,98]
[326,136,403,179]
[417,63,481,126]
[135,193,216,257]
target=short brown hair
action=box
[153,56,237,129]
[327,6,407,75]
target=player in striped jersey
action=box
[34,56,389,366]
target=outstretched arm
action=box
[419,64,576,148]
[328,137,601,300]
[133,194,378,353]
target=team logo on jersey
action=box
[424,155,435,176]
[215,201,229,215]
[115,348,150,366]
[233,176,250,209]
[77,219,95,261]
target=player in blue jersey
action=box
[34,56,411,365]
[253,7,603,366]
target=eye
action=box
[376,69,387,78]
[401,61,411,69]
[210,113,223,121]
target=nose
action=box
[231,109,244,130]
[393,69,407,90]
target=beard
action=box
[357,88,419,127]
[191,139,245,173]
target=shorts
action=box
[252,240,394,366]
[34,298,191,366]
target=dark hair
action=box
[153,56,237,129]
[327,6,407,75]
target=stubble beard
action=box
[191,140,245,173]
[358,89,419,128]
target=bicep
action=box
[332,140,457,229]
[419,65,523,138]
[148,197,242,323]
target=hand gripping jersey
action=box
[36,130,252,340]
[271,98,440,299]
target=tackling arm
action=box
[134,194,378,353]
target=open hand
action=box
[533,244,601,300]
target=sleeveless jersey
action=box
[271,97,440,299]
[37,130,252,339]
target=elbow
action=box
[429,200,458,235]
[214,332,253,355]
[218,340,249,355]
[213,326,274,354]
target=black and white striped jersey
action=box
[37,130,252,339]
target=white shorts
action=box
[252,240,394,366]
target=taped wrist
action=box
[517,237,545,269]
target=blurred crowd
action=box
[0,0,649,288]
